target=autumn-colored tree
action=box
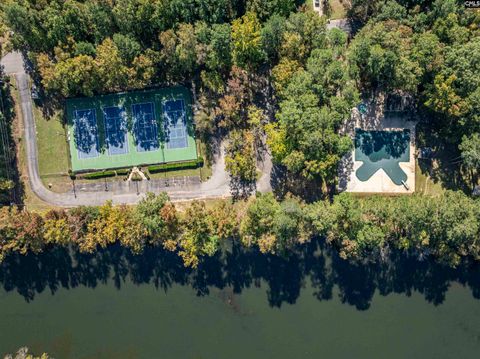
[177,201,221,268]
[0,206,44,262]
[225,130,257,183]
[425,74,467,118]
[95,38,132,92]
[208,201,239,240]
[271,58,302,98]
[37,52,100,97]
[159,23,198,81]
[134,192,180,249]
[84,202,145,254]
[218,66,252,129]
[231,11,264,70]
[43,210,71,246]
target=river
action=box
[1,242,480,358]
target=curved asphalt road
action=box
[2,52,272,207]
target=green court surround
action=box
[66,87,197,172]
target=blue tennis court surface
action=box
[74,109,99,159]
[163,99,188,149]
[132,102,159,152]
[103,106,129,155]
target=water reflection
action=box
[1,239,479,310]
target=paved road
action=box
[326,19,352,34]
[4,52,272,207]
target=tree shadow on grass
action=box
[1,74,24,206]
[2,239,480,311]
[416,115,472,193]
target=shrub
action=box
[115,168,131,176]
[148,158,204,174]
[83,170,116,179]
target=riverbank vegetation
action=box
[3,347,49,359]
[1,191,479,269]
[0,0,480,269]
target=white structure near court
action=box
[313,0,323,15]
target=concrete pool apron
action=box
[354,129,410,185]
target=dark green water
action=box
[355,129,410,185]
[1,243,480,358]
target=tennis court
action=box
[132,102,159,152]
[66,87,198,172]
[355,129,410,185]
[74,109,99,159]
[163,99,188,149]
[103,106,129,155]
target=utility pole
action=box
[72,179,77,198]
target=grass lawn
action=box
[415,159,446,196]
[31,95,70,193]
[329,0,346,19]
[33,104,69,175]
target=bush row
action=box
[148,158,204,174]
[79,157,204,179]
[83,170,116,180]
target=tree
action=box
[268,69,353,183]
[217,66,252,128]
[231,11,264,70]
[347,20,422,92]
[43,210,71,246]
[130,50,157,89]
[113,0,158,44]
[159,23,198,81]
[37,52,100,97]
[460,134,480,181]
[95,38,131,92]
[240,192,281,252]
[0,206,44,263]
[240,193,310,254]
[85,0,116,44]
[247,105,265,146]
[113,33,142,64]
[425,74,467,118]
[204,23,232,74]
[261,14,286,63]
[43,1,92,49]
[84,202,145,254]
[4,2,45,52]
[4,347,50,359]
[225,130,257,183]
[66,206,99,248]
[177,201,221,268]
[134,192,179,247]
[208,201,239,240]
[271,58,302,98]
[281,10,327,63]
[246,0,296,20]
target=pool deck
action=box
[338,111,416,194]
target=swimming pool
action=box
[355,129,410,185]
